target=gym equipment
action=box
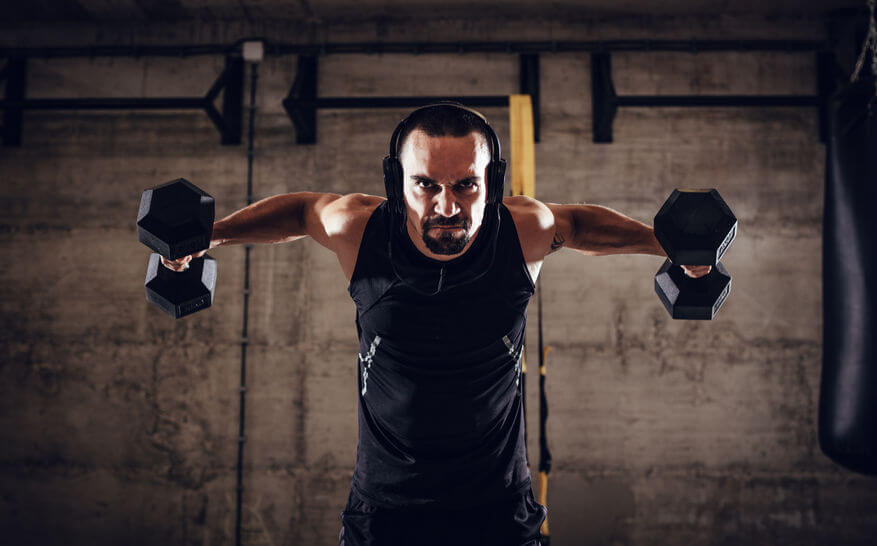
[653,188,737,320]
[509,94,553,545]
[818,70,877,476]
[137,178,217,318]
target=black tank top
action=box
[347,200,536,509]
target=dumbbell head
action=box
[654,188,737,266]
[145,253,217,319]
[654,259,731,320]
[137,178,214,261]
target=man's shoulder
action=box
[331,193,385,215]
[318,193,386,253]
[501,195,555,262]
[502,195,554,235]
[323,193,385,233]
[318,194,385,281]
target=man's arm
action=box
[162,192,381,274]
[544,202,666,258]
[212,192,338,248]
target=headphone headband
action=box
[387,101,500,161]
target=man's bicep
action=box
[544,203,577,255]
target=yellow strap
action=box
[509,94,536,199]
[511,94,549,539]
[538,471,550,536]
[541,346,551,375]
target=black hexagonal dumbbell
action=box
[653,188,737,320]
[136,178,217,319]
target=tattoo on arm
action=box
[548,231,565,254]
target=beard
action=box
[421,214,472,255]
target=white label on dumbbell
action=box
[712,280,731,317]
[716,223,736,262]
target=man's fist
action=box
[160,249,208,272]
[680,265,711,279]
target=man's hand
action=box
[680,265,712,278]
[160,249,209,272]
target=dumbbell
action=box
[653,188,737,320]
[136,178,217,319]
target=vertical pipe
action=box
[235,59,258,546]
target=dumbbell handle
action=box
[160,249,209,273]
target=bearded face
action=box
[399,129,490,259]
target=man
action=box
[163,103,709,545]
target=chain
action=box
[851,0,877,83]
[870,0,877,107]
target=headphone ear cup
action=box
[488,159,507,203]
[383,155,405,214]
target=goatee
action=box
[422,215,471,255]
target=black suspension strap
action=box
[536,277,553,545]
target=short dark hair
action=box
[395,104,493,159]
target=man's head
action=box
[389,104,499,256]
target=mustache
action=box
[423,215,470,229]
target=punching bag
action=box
[818,68,877,475]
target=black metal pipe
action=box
[616,94,821,107]
[0,39,828,59]
[234,59,259,546]
[271,39,827,55]
[287,95,510,109]
[0,97,207,110]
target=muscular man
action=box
[163,104,709,545]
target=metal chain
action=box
[871,0,877,81]
[851,0,877,83]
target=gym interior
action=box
[1,1,875,545]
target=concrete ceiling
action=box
[0,0,866,24]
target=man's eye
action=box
[416,180,434,189]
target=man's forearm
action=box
[211,193,309,248]
[568,204,666,257]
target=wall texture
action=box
[2,12,875,546]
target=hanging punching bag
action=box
[818,65,877,475]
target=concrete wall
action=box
[2,13,875,546]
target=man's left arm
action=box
[544,202,664,257]
[540,201,710,277]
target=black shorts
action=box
[338,486,547,546]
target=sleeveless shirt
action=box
[346,199,536,509]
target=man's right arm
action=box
[212,192,342,248]
[162,192,383,276]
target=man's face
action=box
[399,129,490,256]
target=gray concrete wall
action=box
[2,13,875,546]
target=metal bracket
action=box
[590,51,833,143]
[282,54,543,144]
[0,55,244,146]
[816,50,838,143]
[519,54,540,142]
[591,52,617,143]
[282,55,318,144]
[1,58,26,146]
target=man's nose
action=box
[434,187,459,217]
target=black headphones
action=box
[382,101,507,216]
